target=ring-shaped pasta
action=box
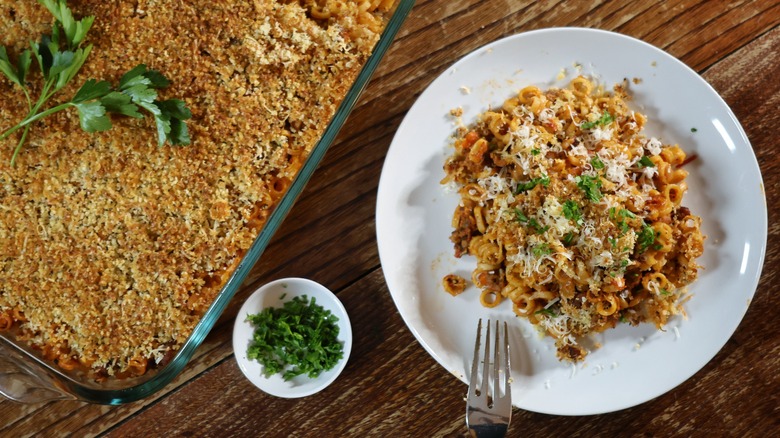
[596,294,619,316]
[480,289,503,308]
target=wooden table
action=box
[3,1,779,436]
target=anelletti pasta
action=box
[0,0,394,380]
[441,76,704,361]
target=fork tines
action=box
[466,319,511,437]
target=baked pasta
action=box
[0,0,394,380]
[441,76,705,361]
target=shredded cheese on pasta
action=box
[441,76,705,361]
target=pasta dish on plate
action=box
[441,76,705,361]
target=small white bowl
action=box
[232,277,352,398]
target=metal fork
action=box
[466,319,511,438]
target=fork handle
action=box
[469,424,508,438]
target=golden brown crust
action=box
[0,0,389,375]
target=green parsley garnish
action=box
[513,209,548,234]
[562,232,577,246]
[515,174,550,194]
[513,208,529,224]
[591,155,605,170]
[531,148,541,156]
[637,222,658,252]
[691,127,698,133]
[532,243,552,257]
[0,0,191,166]
[614,208,636,235]
[609,207,635,221]
[535,307,556,317]
[575,175,602,202]
[246,295,343,381]
[528,218,549,234]
[580,110,614,129]
[561,200,583,225]
[637,156,655,168]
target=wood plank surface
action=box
[2,1,779,437]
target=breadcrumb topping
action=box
[0,0,389,375]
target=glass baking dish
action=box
[0,0,414,405]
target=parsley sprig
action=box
[609,207,636,236]
[575,174,603,202]
[591,155,605,170]
[0,0,191,166]
[246,295,344,381]
[637,156,655,168]
[532,243,553,257]
[637,223,660,252]
[514,174,550,194]
[513,208,549,234]
[581,110,614,130]
[562,200,583,225]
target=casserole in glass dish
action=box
[0,0,414,404]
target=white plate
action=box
[376,28,766,415]
[232,278,352,398]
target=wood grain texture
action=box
[2,1,779,437]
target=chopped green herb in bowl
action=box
[246,295,344,381]
[233,278,352,398]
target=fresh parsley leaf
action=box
[0,1,191,166]
[638,156,655,168]
[17,50,32,85]
[637,223,658,252]
[48,49,75,78]
[535,307,556,317]
[30,38,53,78]
[562,232,576,246]
[246,295,343,381]
[513,208,529,224]
[119,64,149,89]
[72,100,111,132]
[515,174,550,194]
[144,69,172,89]
[561,200,582,225]
[591,155,605,170]
[0,47,21,86]
[124,83,159,105]
[146,102,170,146]
[532,243,552,258]
[513,209,549,234]
[531,148,541,156]
[72,78,111,103]
[157,98,192,120]
[528,218,549,234]
[575,175,602,202]
[168,117,191,145]
[39,0,95,49]
[100,91,142,118]
[581,110,614,129]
